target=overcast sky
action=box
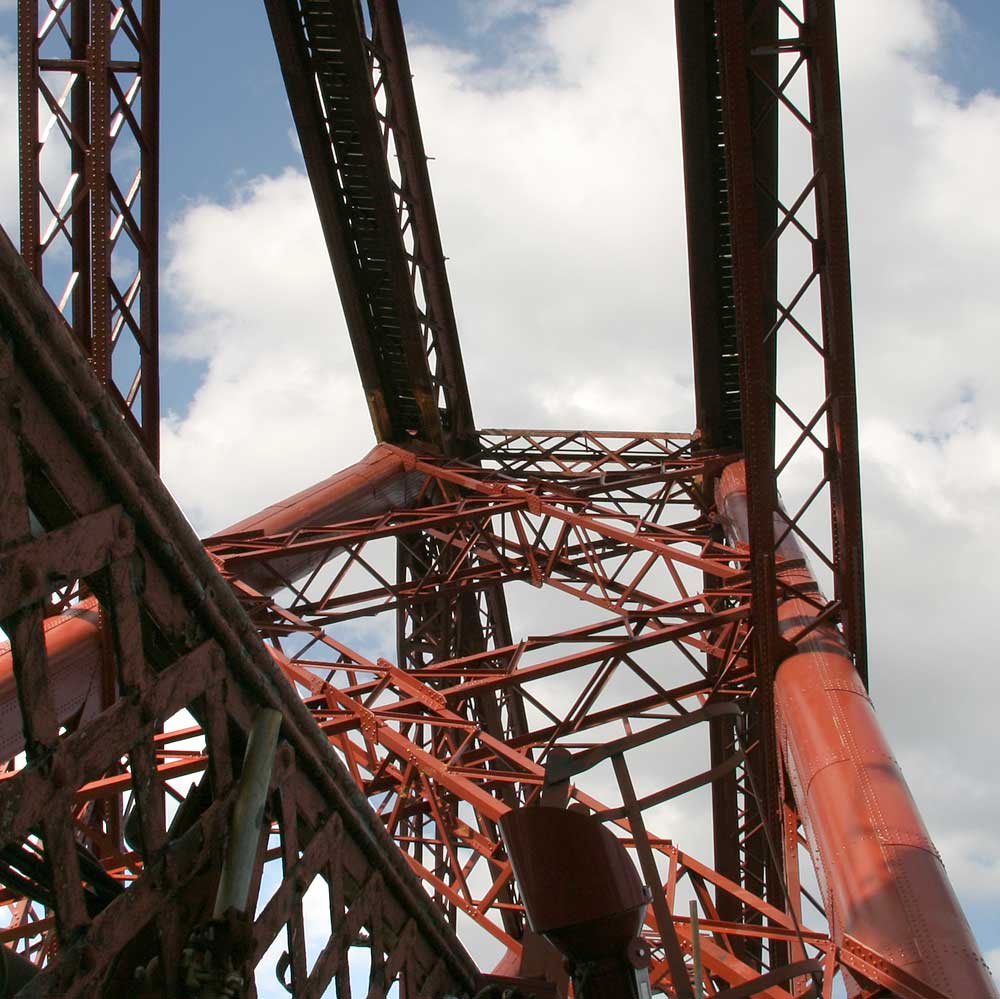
[1,0,998,985]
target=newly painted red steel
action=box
[717,460,997,998]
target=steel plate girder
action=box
[265,0,476,453]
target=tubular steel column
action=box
[717,461,999,999]
[17,0,160,464]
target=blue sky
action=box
[155,0,575,413]
[1,0,1000,991]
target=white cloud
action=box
[159,169,372,533]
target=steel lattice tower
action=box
[0,1,995,997]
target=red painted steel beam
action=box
[17,0,160,464]
[0,226,480,996]
[11,420,959,995]
[717,461,997,999]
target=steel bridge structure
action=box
[0,1,995,997]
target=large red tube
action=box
[717,461,997,998]
[0,598,103,761]
[208,443,427,595]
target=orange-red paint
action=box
[717,461,996,998]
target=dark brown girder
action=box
[265,0,475,453]
[17,0,161,464]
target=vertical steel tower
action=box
[0,1,995,996]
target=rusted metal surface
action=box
[367,0,477,450]
[674,1,739,450]
[0,228,478,996]
[673,0,870,947]
[500,805,653,997]
[17,0,160,463]
[713,0,866,682]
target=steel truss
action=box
[675,0,867,930]
[0,232,476,998]
[201,431,948,998]
[18,0,160,462]
[4,0,996,996]
[264,0,475,451]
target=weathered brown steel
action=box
[264,0,477,452]
[672,0,871,945]
[367,0,477,450]
[712,0,866,679]
[674,0,738,450]
[17,0,160,463]
[0,228,477,997]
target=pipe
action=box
[213,708,283,918]
[0,226,480,992]
[0,598,103,761]
[0,446,423,760]
[207,443,428,595]
[716,461,997,998]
